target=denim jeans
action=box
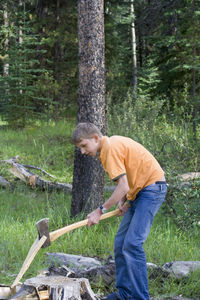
[114,182,167,300]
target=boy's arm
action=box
[87,174,130,227]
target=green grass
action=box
[0,186,200,298]
[0,118,200,298]
[0,186,118,284]
[145,214,200,264]
[0,120,75,183]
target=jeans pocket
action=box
[149,186,167,216]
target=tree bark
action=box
[192,45,197,139]
[71,0,106,216]
[3,3,9,77]
[131,1,137,96]
[191,0,197,139]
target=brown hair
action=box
[72,122,102,144]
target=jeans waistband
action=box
[155,181,166,184]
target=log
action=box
[9,285,38,300]
[46,253,116,288]
[0,157,72,193]
[46,253,102,271]
[178,172,200,181]
[23,275,97,300]
[0,176,10,187]
[0,285,11,300]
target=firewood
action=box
[9,284,38,300]
[24,275,97,300]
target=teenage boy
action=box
[72,122,167,300]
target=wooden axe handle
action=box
[11,235,47,289]
[50,205,127,243]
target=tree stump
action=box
[24,275,97,300]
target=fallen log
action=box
[0,157,72,193]
[0,176,10,187]
[178,172,200,181]
[46,253,116,288]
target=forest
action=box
[0,0,200,130]
[0,0,200,299]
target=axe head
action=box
[36,218,50,248]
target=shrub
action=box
[107,91,200,175]
[163,178,200,232]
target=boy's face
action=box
[76,134,101,157]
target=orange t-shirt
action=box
[99,136,164,201]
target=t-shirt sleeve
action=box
[104,145,126,181]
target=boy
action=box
[72,122,167,300]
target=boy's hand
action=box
[118,198,129,216]
[87,208,102,227]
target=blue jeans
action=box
[114,182,167,300]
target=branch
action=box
[22,164,57,179]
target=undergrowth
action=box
[107,92,200,176]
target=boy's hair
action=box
[72,122,102,144]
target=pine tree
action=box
[105,0,133,103]
[71,0,106,216]
[0,1,51,126]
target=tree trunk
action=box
[18,0,25,125]
[71,0,106,216]
[138,27,143,68]
[19,0,23,94]
[54,0,61,120]
[191,0,197,139]
[131,1,137,96]
[3,3,9,77]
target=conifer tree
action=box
[0,1,51,126]
[71,0,106,216]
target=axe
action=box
[11,205,128,289]
[36,207,127,248]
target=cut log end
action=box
[10,276,98,300]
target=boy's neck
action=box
[98,135,105,153]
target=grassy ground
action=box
[0,119,200,298]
